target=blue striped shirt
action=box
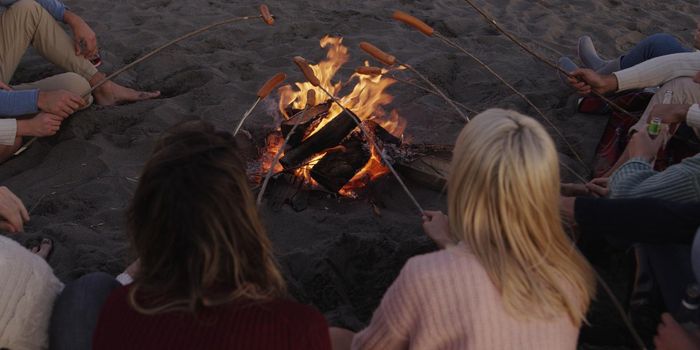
[610,156,700,203]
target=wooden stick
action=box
[461,0,635,119]
[433,32,589,173]
[294,56,425,215]
[234,72,287,136]
[234,98,261,136]
[359,42,469,123]
[15,8,274,156]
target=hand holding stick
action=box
[359,42,469,123]
[293,56,425,215]
[234,72,287,136]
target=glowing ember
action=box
[261,36,406,197]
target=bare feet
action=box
[29,238,53,260]
[89,73,160,106]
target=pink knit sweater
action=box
[352,243,581,349]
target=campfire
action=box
[260,36,407,197]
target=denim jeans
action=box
[620,33,693,70]
[49,272,120,350]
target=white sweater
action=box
[613,52,700,129]
[0,236,63,350]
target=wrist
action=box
[603,74,619,93]
[63,10,79,26]
[16,119,32,137]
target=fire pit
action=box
[260,36,407,197]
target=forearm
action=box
[575,197,700,244]
[613,52,700,91]
[609,157,658,198]
[0,90,39,117]
[0,119,17,146]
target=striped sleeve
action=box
[0,119,18,145]
[687,104,700,130]
[610,156,700,202]
[613,52,700,92]
[351,260,418,350]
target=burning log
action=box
[310,136,371,193]
[364,120,401,146]
[280,102,331,147]
[279,108,361,168]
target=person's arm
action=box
[0,90,39,117]
[614,52,700,91]
[0,119,17,146]
[351,261,418,349]
[575,197,700,244]
[610,156,700,202]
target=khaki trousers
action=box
[0,0,97,96]
[631,77,700,139]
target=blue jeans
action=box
[620,33,693,69]
[49,272,120,350]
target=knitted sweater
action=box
[613,52,700,130]
[609,155,700,202]
[92,286,332,350]
[0,236,63,350]
[352,243,581,350]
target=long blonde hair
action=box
[448,109,595,325]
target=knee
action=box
[644,33,685,52]
[55,73,93,107]
[6,0,43,19]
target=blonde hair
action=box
[448,109,595,325]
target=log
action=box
[280,108,361,168]
[310,136,370,193]
[395,153,451,192]
[281,102,331,147]
[364,120,401,146]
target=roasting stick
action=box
[358,43,469,123]
[391,11,589,174]
[460,1,636,120]
[293,56,425,215]
[15,5,277,156]
[257,90,316,205]
[355,66,477,115]
[233,72,287,136]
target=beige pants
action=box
[631,77,700,139]
[0,0,97,90]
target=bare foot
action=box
[30,238,53,260]
[92,80,160,106]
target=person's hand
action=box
[422,210,453,249]
[566,68,619,95]
[585,177,610,198]
[648,104,691,125]
[37,90,85,118]
[628,129,665,163]
[64,11,98,59]
[17,113,64,137]
[0,81,12,91]
[0,186,29,233]
[654,313,700,350]
[561,183,590,197]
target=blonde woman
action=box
[331,109,596,349]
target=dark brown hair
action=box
[127,121,286,314]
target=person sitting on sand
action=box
[330,109,596,350]
[0,0,160,162]
[0,186,63,350]
[90,121,331,350]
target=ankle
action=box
[89,72,108,88]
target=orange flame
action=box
[263,36,406,196]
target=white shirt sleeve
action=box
[613,52,700,91]
[687,104,700,130]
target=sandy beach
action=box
[2,0,699,347]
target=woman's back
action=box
[352,243,580,350]
[93,286,330,350]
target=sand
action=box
[2,0,699,348]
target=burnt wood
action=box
[281,103,331,147]
[310,136,370,192]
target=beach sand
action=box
[2,0,698,347]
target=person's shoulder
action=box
[398,243,484,287]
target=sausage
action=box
[359,42,396,66]
[355,66,383,76]
[257,72,287,98]
[306,90,316,107]
[392,11,434,36]
[260,4,275,25]
[293,56,321,87]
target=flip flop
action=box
[24,237,54,261]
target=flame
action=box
[263,36,406,196]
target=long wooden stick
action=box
[15,10,273,156]
[257,121,301,205]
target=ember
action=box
[261,36,406,197]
